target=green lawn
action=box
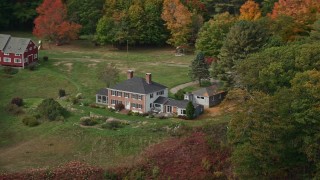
[0,33,229,173]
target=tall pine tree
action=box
[189,52,210,86]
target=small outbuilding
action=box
[184,85,227,108]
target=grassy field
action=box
[0,32,229,173]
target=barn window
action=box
[4,57,11,62]
[4,53,9,55]
[15,53,20,56]
[29,47,32,51]
[14,58,21,63]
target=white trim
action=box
[3,57,11,62]
[14,58,21,63]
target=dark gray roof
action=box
[192,85,224,97]
[154,96,199,109]
[0,34,34,54]
[154,96,169,104]
[166,99,190,108]
[96,88,108,95]
[110,77,167,94]
[0,34,10,51]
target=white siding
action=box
[193,95,209,108]
[145,88,169,112]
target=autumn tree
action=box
[195,12,236,57]
[189,52,210,86]
[269,0,320,40]
[33,0,81,44]
[161,0,193,47]
[239,0,261,21]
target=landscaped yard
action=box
[0,32,229,173]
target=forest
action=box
[1,0,320,178]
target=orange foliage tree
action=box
[239,0,261,21]
[269,0,320,40]
[33,0,81,44]
[161,0,193,47]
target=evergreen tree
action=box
[216,20,269,88]
[189,52,210,86]
[186,101,195,119]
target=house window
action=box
[124,93,130,98]
[150,93,153,98]
[4,53,9,55]
[15,53,20,56]
[34,54,37,59]
[14,58,21,63]
[132,94,138,99]
[180,109,186,115]
[4,57,11,62]
[138,95,143,100]
[111,99,121,105]
[102,96,107,103]
[156,91,164,95]
[117,92,122,97]
[150,103,152,108]
[197,96,204,99]
[111,90,116,96]
[97,95,102,103]
[132,103,142,109]
[167,106,172,113]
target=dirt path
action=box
[170,81,199,94]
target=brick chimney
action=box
[146,73,152,84]
[127,70,133,79]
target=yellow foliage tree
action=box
[161,0,192,47]
[239,0,261,21]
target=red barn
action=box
[0,34,38,68]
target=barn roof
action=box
[0,34,34,54]
[0,34,11,51]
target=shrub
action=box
[36,98,66,121]
[158,115,167,119]
[70,96,79,105]
[28,64,36,71]
[6,104,24,115]
[177,115,188,120]
[89,103,99,108]
[101,121,124,130]
[43,56,48,61]
[22,116,39,127]
[11,97,23,107]
[186,102,195,120]
[80,118,97,126]
[3,67,18,75]
[174,89,186,100]
[59,89,66,97]
[114,103,124,111]
[127,110,133,116]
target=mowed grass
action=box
[0,32,229,173]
